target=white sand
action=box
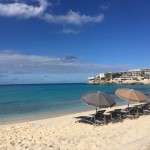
[0,105,150,150]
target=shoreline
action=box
[0,103,128,126]
[0,104,150,150]
[0,84,149,126]
[0,107,94,126]
[88,79,150,85]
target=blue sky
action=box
[0,0,150,84]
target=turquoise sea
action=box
[0,83,150,124]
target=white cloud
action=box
[99,4,110,10]
[62,28,80,34]
[43,10,104,25]
[0,50,130,74]
[0,0,104,26]
[0,0,48,18]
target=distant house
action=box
[87,68,150,84]
[88,77,95,80]
[87,77,95,84]
[128,69,141,78]
[98,73,105,79]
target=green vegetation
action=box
[112,73,122,79]
[101,77,105,81]
[140,71,145,77]
[105,73,112,81]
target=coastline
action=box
[0,104,150,150]
[0,106,94,126]
[0,83,149,125]
[88,79,150,85]
[0,84,150,149]
[0,102,128,126]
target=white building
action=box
[128,69,141,77]
[128,68,150,78]
[98,73,105,79]
[88,77,95,80]
[88,68,150,83]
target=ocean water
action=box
[0,83,150,123]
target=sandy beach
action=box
[0,105,150,150]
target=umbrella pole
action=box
[94,107,97,125]
[128,102,129,108]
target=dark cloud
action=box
[63,55,78,62]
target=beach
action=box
[0,0,150,149]
[0,105,150,150]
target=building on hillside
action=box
[88,68,150,83]
[141,68,150,77]
[128,69,141,78]
[128,68,150,78]
[98,73,105,79]
[88,77,95,80]
[141,68,150,72]
[88,77,95,84]
[121,71,132,78]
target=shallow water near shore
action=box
[0,83,150,124]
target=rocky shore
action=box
[88,80,150,85]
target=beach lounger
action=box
[132,103,150,116]
[76,110,107,126]
[93,110,107,125]
[106,109,123,123]
[140,103,150,115]
[122,107,139,119]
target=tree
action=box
[105,73,112,81]
[101,77,105,81]
[112,73,122,79]
[140,71,145,77]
